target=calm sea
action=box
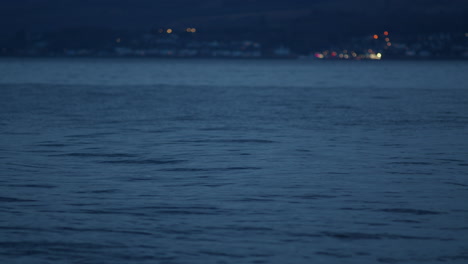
[1,58,468,263]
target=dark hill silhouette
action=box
[1,0,466,51]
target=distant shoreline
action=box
[1,55,467,61]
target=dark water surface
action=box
[1,59,468,263]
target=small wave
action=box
[2,132,38,135]
[222,139,276,144]
[0,241,119,250]
[294,194,336,199]
[296,149,311,152]
[386,171,434,175]
[198,250,245,258]
[58,153,138,158]
[439,227,468,231]
[389,161,433,165]
[379,208,443,215]
[438,158,464,162]
[444,182,468,187]
[175,139,276,144]
[326,172,350,175]
[392,219,421,223]
[5,162,51,169]
[198,126,235,131]
[153,210,218,215]
[321,231,451,241]
[57,227,152,236]
[160,167,261,172]
[214,226,274,232]
[316,251,352,258]
[0,196,36,202]
[377,257,402,263]
[75,189,119,194]
[78,209,147,217]
[339,207,374,211]
[65,132,115,138]
[6,184,56,189]
[286,232,321,238]
[36,143,67,147]
[372,96,398,100]
[0,226,46,232]
[354,222,389,227]
[233,197,275,202]
[66,203,101,207]
[26,150,60,153]
[138,205,220,210]
[100,159,187,165]
[437,255,468,261]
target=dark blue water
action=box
[1,59,468,263]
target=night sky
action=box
[2,0,467,34]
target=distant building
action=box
[273,46,291,56]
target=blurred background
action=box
[1,0,467,59]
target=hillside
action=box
[1,0,466,51]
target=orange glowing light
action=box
[385,38,390,42]
[186,28,191,32]
[384,31,389,36]
[387,42,392,47]
[166,29,173,34]
[191,28,197,33]
[373,35,379,39]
